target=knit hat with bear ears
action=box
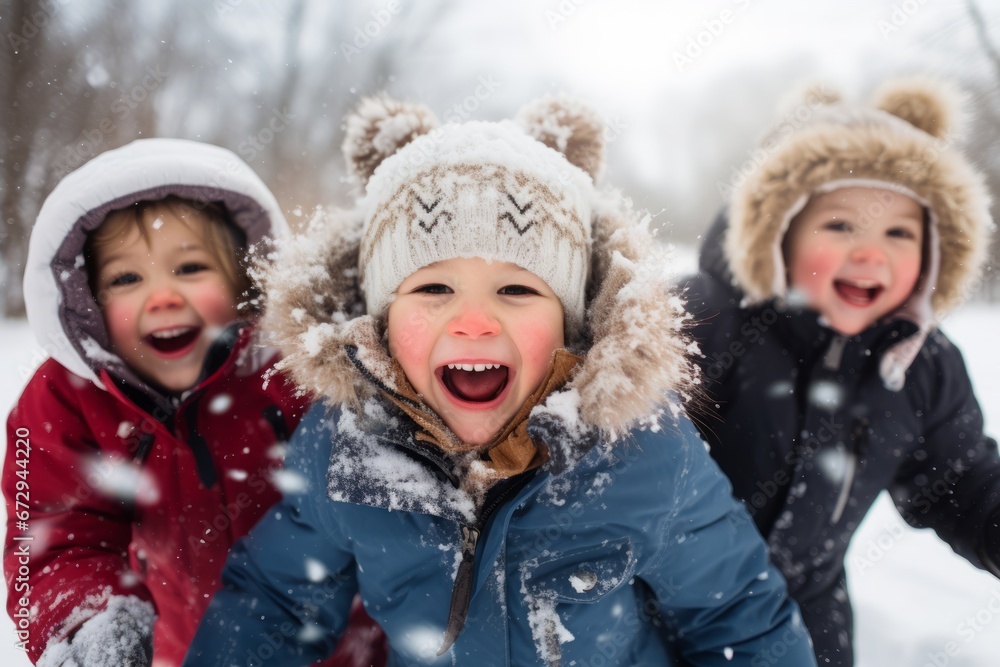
[726,77,993,323]
[342,94,603,341]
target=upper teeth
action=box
[447,363,502,372]
[151,327,193,339]
[843,279,879,288]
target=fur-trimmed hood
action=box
[261,95,698,448]
[726,77,993,321]
[23,138,288,396]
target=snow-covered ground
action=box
[0,302,998,665]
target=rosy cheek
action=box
[898,255,922,290]
[791,247,838,293]
[515,321,563,383]
[103,301,137,351]
[388,306,436,392]
[191,289,238,326]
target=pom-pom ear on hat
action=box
[516,94,605,181]
[872,76,963,140]
[342,95,439,187]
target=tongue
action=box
[443,367,508,402]
[147,329,199,353]
[835,282,876,305]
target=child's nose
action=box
[145,287,185,312]
[447,305,500,339]
[850,242,887,265]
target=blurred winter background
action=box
[1,0,999,665]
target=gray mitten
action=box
[39,595,155,667]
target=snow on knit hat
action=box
[726,77,993,319]
[342,94,604,339]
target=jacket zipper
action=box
[831,418,869,525]
[820,334,863,526]
[437,470,539,656]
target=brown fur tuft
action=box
[873,76,963,140]
[342,95,439,188]
[516,94,605,181]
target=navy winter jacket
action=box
[681,213,1000,666]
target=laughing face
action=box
[783,186,924,336]
[91,207,241,392]
[387,258,565,445]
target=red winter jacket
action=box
[4,328,383,666]
[3,138,386,667]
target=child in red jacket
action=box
[3,139,384,667]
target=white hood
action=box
[24,137,288,387]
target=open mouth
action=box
[439,363,510,403]
[834,279,883,307]
[144,326,200,355]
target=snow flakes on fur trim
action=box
[259,207,394,407]
[570,195,699,440]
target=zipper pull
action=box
[437,524,480,656]
[823,334,848,371]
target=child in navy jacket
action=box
[682,78,1000,666]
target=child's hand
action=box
[49,596,155,667]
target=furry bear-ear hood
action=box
[261,95,697,442]
[726,76,993,319]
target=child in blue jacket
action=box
[183,95,817,666]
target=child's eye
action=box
[176,262,209,276]
[823,220,851,233]
[413,283,452,295]
[108,272,140,288]
[887,227,918,240]
[498,285,539,296]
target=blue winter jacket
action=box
[184,399,815,667]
